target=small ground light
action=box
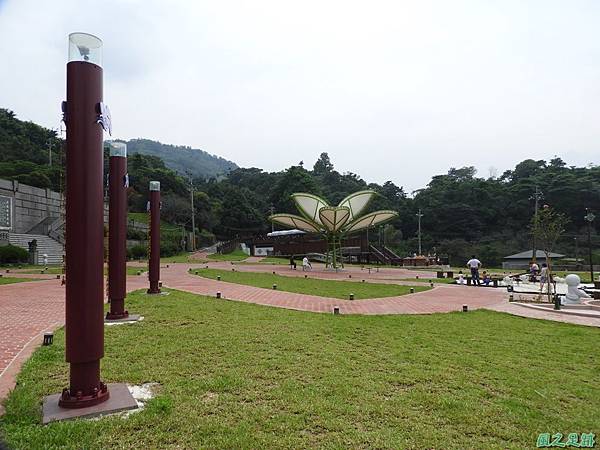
[6,269,9,273]
[138,271,142,276]
[166,264,169,268]
[217,275,221,281]
[362,279,365,283]
[304,274,308,278]
[273,284,277,290]
[462,305,468,312]
[430,282,434,287]
[216,292,221,299]
[509,294,514,302]
[333,306,340,315]
[0,274,3,278]
[159,281,162,288]
[56,275,61,279]
[349,293,354,300]
[43,332,54,346]
[348,274,352,278]
[415,275,419,279]
[232,268,235,272]
[410,287,415,293]
[272,271,276,274]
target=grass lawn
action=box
[400,277,456,284]
[207,249,249,262]
[193,268,428,299]
[256,256,290,265]
[160,253,195,263]
[1,290,599,449]
[21,267,64,275]
[0,277,42,285]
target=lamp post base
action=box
[105,310,129,320]
[58,382,110,409]
[43,383,137,424]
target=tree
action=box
[531,206,569,302]
[313,152,334,176]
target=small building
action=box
[502,250,565,270]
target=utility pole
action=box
[585,208,595,283]
[530,186,543,262]
[188,172,196,251]
[416,209,423,256]
[47,137,53,167]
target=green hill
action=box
[124,138,237,180]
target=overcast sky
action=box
[1,0,599,192]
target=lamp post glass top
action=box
[109,142,127,158]
[149,181,160,191]
[585,211,595,223]
[68,32,102,66]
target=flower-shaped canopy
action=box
[269,190,398,235]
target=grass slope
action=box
[207,249,249,262]
[1,290,599,449]
[0,277,40,285]
[194,268,428,300]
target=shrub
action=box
[128,244,147,260]
[0,244,29,264]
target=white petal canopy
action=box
[318,206,351,232]
[269,213,322,233]
[290,193,329,225]
[342,210,398,234]
[337,190,377,221]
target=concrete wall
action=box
[0,179,62,234]
[0,179,114,235]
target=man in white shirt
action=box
[302,256,312,271]
[466,255,481,286]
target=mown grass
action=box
[194,268,428,300]
[1,289,599,449]
[400,277,456,284]
[0,277,42,285]
[207,249,249,262]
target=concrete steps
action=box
[8,233,64,265]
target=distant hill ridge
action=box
[123,138,238,179]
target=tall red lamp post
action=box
[106,142,129,320]
[147,181,161,294]
[43,33,138,423]
[61,32,109,408]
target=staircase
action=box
[8,233,64,265]
[369,245,390,265]
[381,246,403,265]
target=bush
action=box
[0,244,29,264]
[197,229,216,248]
[128,244,147,260]
[160,240,180,257]
[127,228,146,240]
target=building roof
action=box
[267,229,306,237]
[504,250,565,260]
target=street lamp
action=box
[585,209,595,283]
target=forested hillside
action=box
[195,154,599,264]
[1,107,598,265]
[124,139,237,179]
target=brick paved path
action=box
[2,261,599,413]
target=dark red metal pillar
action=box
[147,181,161,294]
[61,33,109,408]
[106,143,128,319]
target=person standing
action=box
[302,256,312,271]
[466,255,481,286]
